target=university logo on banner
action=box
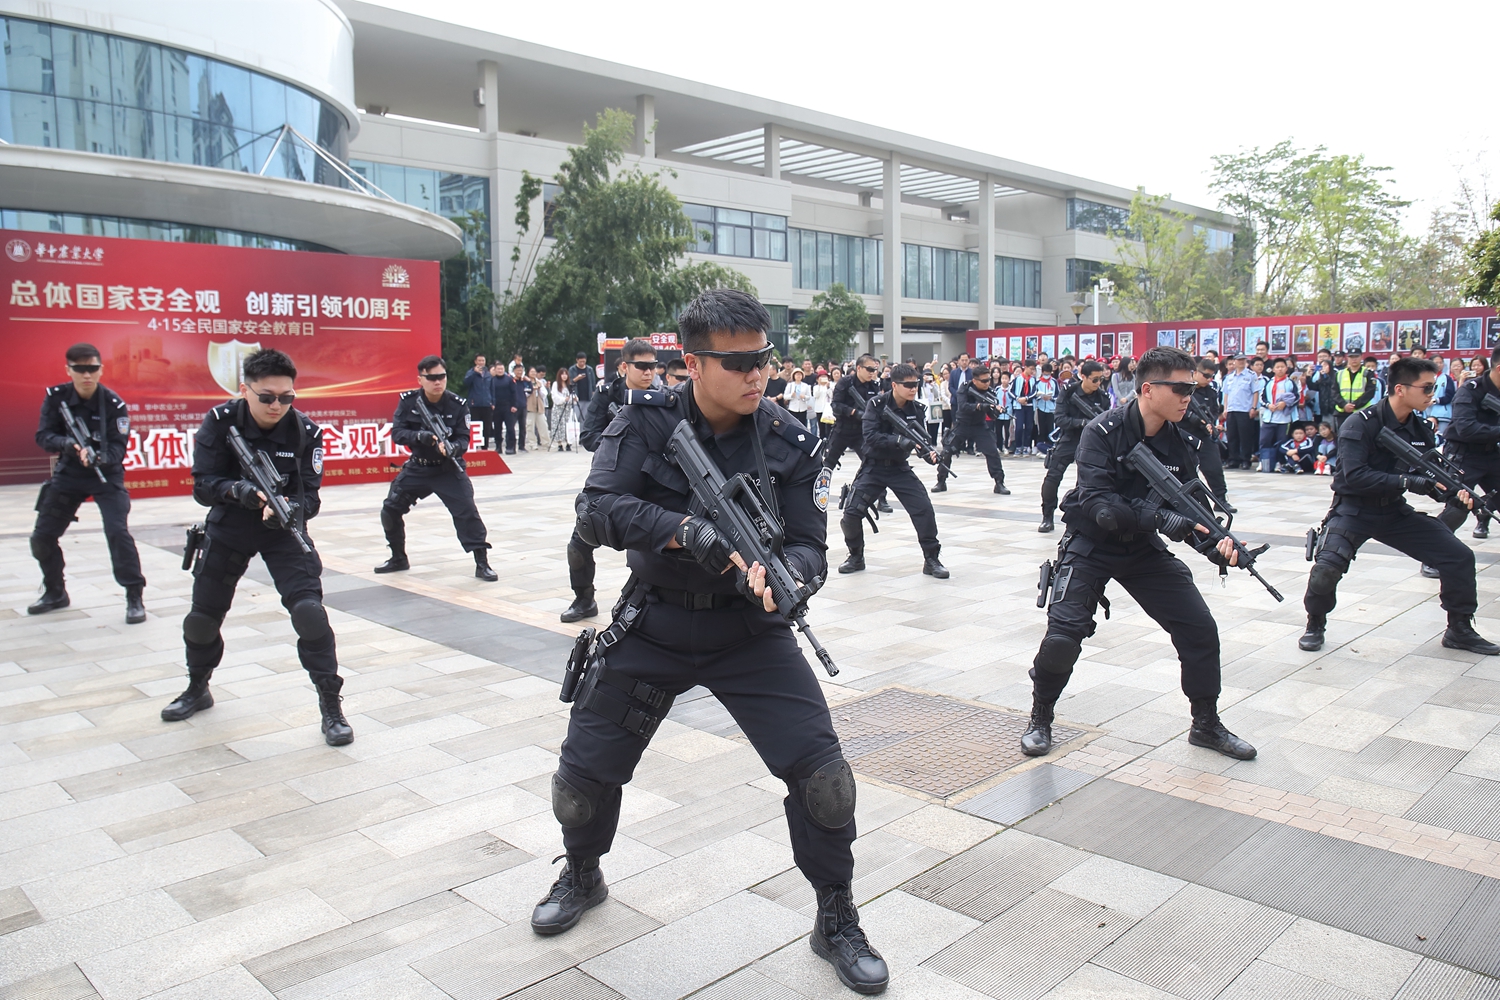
[207,340,264,395]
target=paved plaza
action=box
[2,447,1499,1000]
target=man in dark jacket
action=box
[1038,360,1109,532]
[1442,345,1500,539]
[934,366,1006,494]
[492,363,520,454]
[463,355,494,450]
[568,352,596,405]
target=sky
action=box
[368,0,1497,232]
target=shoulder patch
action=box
[769,416,820,456]
[620,389,676,408]
[401,389,419,398]
[116,415,130,435]
[813,467,832,513]
[311,446,324,475]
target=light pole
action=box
[1091,276,1115,327]
[1070,299,1086,325]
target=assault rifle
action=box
[1376,427,1498,519]
[666,420,838,677]
[879,404,955,479]
[1124,442,1284,601]
[226,425,312,553]
[58,404,107,483]
[411,395,466,476]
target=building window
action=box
[1066,258,1107,294]
[789,229,882,294]
[349,159,491,282]
[995,256,1042,309]
[0,14,350,185]
[683,204,787,260]
[901,244,978,303]
[1,208,338,252]
[766,304,789,354]
[1194,224,1234,253]
[1066,197,1133,236]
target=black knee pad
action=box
[183,610,221,646]
[29,533,52,560]
[552,771,603,829]
[1034,634,1082,675]
[792,748,857,831]
[289,599,332,644]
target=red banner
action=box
[1,230,508,494]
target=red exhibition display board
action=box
[968,307,1499,366]
[1,230,507,494]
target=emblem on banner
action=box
[381,264,410,288]
[5,239,30,263]
[207,340,263,396]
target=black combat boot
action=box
[1421,563,1441,579]
[125,585,146,625]
[374,550,409,573]
[531,855,607,935]
[932,481,947,493]
[474,550,498,582]
[1475,518,1491,540]
[1038,515,1054,533]
[316,680,354,746]
[994,481,1010,495]
[839,551,865,574]
[922,556,949,579]
[560,589,597,623]
[1188,700,1257,759]
[1443,613,1500,655]
[1298,614,1326,651]
[811,882,889,995]
[161,671,213,722]
[877,497,893,514]
[1020,697,1055,756]
[27,585,70,615]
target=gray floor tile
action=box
[1047,855,1186,919]
[497,968,625,1000]
[1404,772,1500,841]
[1430,878,1500,978]
[1216,961,1364,1000]
[1258,917,1423,998]
[0,886,42,935]
[901,829,1088,920]
[1394,959,1500,999]
[1038,963,1185,999]
[314,833,530,922]
[682,968,800,1000]
[0,963,101,1000]
[957,763,1096,826]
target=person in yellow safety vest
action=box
[1334,350,1376,426]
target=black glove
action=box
[1404,476,1439,498]
[1152,505,1198,543]
[675,516,736,575]
[230,480,264,509]
[267,499,300,528]
[419,431,438,447]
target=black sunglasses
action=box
[254,391,296,405]
[1397,382,1437,396]
[690,346,775,373]
[69,364,102,373]
[1146,380,1196,397]
[625,361,657,371]
[420,372,448,381]
[894,381,921,389]
[860,365,879,374]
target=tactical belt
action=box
[871,458,907,466]
[650,586,747,610]
[1337,493,1400,509]
[1444,441,1498,456]
[407,457,448,467]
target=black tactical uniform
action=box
[30,382,145,620]
[935,380,1006,494]
[839,393,947,578]
[561,376,633,623]
[376,389,495,580]
[1039,381,1109,531]
[1443,374,1500,538]
[1185,381,1229,503]
[164,399,351,745]
[1023,401,1254,760]
[823,373,879,473]
[538,382,888,993]
[1299,398,1496,654]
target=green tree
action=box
[439,210,498,367]
[1301,154,1408,312]
[1209,141,1317,313]
[1463,200,1500,308]
[1108,190,1234,322]
[498,109,752,371]
[792,283,869,364]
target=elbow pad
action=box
[1094,506,1119,532]
[574,492,614,548]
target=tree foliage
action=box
[497,109,752,372]
[1108,191,1246,323]
[1463,199,1500,308]
[439,210,499,367]
[792,283,869,364]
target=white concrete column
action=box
[477,61,499,134]
[763,124,781,179]
[881,153,902,362]
[635,94,656,158]
[977,174,996,331]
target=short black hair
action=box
[1197,358,1218,375]
[242,348,297,383]
[970,367,992,380]
[677,288,771,352]
[890,363,918,383]
[473,353,486,363]
[576,351,588,360]
[1255,340,1269,350]
[856,353,877,368]
[666,357,688,373]
[417,355,445,373]
[1040,363,1054,374]
[65,342,100,364]
[1490,345,1500,367]
[1388,356,1438,391]
[1135,346,1194,384]
[1079,360,1107,377]
[621,338,656,363]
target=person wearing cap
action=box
[1331,349,1376,432]
[1221,354,1260,470]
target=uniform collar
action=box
[241,402,297,443]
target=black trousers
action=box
[499,409,521,451]
[469,405,495,447]
[1198,434,1229,499]
[1014,408,1035,450]
[1305,501,1476,617]
[1226,412,1256,465]
[1035,410,1055,452]
[567,529,597,598]
[821,422,863,472]
[187,523,338,682]
[1451,451,1500,527]
[556,600,854,888]
[31,475,144,590]
[1039,444,1079,517]
[381,463,489,553]
[1032,536,1221,705]
[938,421,1004,486]
[842,460,939,558]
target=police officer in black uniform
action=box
[1038,359,1109,532]
[1298,356,1499,655]
[825,355,890,513]
[837,364,949,580]
[1442,345,1500,540]
[29,342,146,623]
[1187,357,1230,506]
[933,366,1007,495]
[535,290,889,995]
[560,339,659,623]
[374,355,497,581]
[162,349,352,746]
[1021,346,1256,761]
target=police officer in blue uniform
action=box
[1022,346,1255,762]
[533,290,889,995]
[162,349,352,746]
[29,342,145,623]
[374,355,497,581]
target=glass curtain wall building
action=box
[0,208,336,252]
[350,159,490,278]
[789,229,883,295]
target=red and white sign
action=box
[1,230,508,495]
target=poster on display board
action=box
[973,337,989,361]
[1079,332,1098,358]
[1293,326,1313,353]
[1245,326,1266,352]
[1100,332,1116,358]
[0,229,508,493]
[1370,321,1394,354]
[1427,318,1452,351]
[1009,337,1023,361]
[1156,330,1176,348]
[1041,335,1056,358]
[1489,319,1500,350]
[1117,331,1132,357]
[1397,320,1423,351]
[1318,324,1341,352]
[1343,322,1368,355]
[1199,329,1220,355]
[1024,336,1040,360]
[1058,333,1077,359]
[1180,330,1198,355]
[1223,328,1243,355]
[1456,317,1483,351]
[1268,326,1288,353]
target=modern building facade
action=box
[1,0,1235,362]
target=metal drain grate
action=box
[831,688,1084,799]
